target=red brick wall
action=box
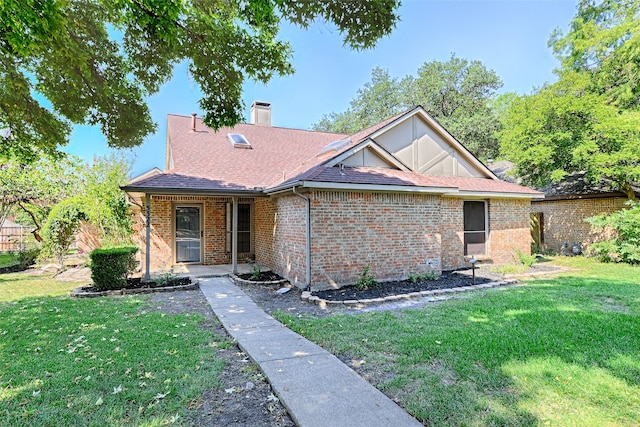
[308,191,442,286]
[531,196,626,253]
[440,197,464,270]
[254,198,277,270]
[270,194,307,287]
[488,198,532,263]
[131,195,259,271]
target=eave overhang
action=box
[120,185,265,198]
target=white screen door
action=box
[175,206,201,263]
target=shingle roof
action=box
[540,171,631,197]
[291,166,541,195]
[164,115,348,190]
[124,109,541,198]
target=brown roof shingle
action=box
[166,114,348,190]
[294,166,541,195]
[125,109,541,198]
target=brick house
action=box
[530,172,638,254]
[123,102,542,289]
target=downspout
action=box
[292,186,311,289]
[144,194,151,281]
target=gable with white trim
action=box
[340,109,491,178]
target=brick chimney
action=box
[250,101,271,126]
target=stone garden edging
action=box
[71,279,199,298]
[230,274,289,286]
[301,279,518,306]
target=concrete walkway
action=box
[200,277,422,427]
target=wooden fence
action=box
[0,226,29,252]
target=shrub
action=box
[90,246,138,291]
[250,263,262,280]
[514,248,537,267]
[586,201,640,264]
[355,266,378,290]
[16,246,41,269]
[42,198,87,265]
[408,269,439,283]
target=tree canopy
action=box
[0,155,80,240]
[0,0,400,162]
[500,0,640,198]
[313,55,504,160]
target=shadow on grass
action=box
[280,273,640,425]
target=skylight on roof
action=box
[317,138,351,157]
[227,133,252,149]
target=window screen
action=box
[226,203,251,254]
[464,201,486,255]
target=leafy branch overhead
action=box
[0,0,400,161]
[500,0,640,198]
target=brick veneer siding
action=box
[440,197,464,270]
[131,195,257,272]
[487,198,532,264]
[308,191,443,286]
[531,196,627,253]
[254,198,277,270]
[269,194,307,287]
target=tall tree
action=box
[500,0,640,198]
[0,0,400,162]
[550,0,640,110]
[0,155,81,240]
[77,153,133,246]
[313,55,504,160]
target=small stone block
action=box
[343,300,359,305]
[325,299,343,305]
[371,298,385,303]
[276,287,291,294]
[420,290,434,295]
[301,291,311,300]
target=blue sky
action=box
[64,0,578,177]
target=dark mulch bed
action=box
[237,271,284,282]
[313,270,499,302]
[80,277,192,292]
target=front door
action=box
[175,206,201,263]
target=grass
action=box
[0,252,18,269]
[275,257,640,426]
[0,272,230,426]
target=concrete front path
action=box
[200,278,422,427]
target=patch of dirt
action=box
[146,290,295,427]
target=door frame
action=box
[172,202,204,265]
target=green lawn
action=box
[0,252,18,269]
[276,257,640,426]
[0,272,229,426]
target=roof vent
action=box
[190,112,197,132]
[250,101,271,126]
[317,138,351,157]
[227,133,252,149]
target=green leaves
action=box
[313,55,503,160]
[1,0,400,161]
